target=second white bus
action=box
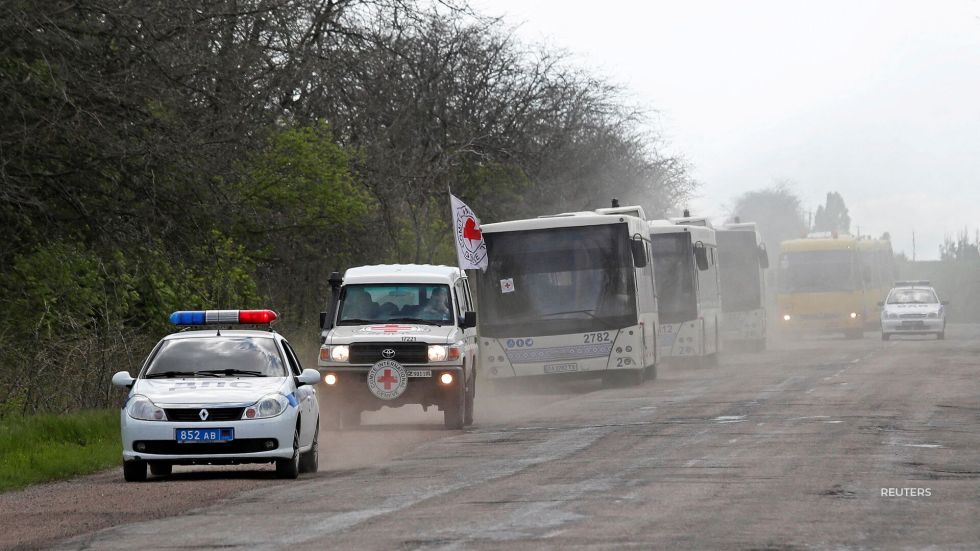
[649,217,721,364]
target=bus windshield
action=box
[478,223,638,337]
[718,231,762,312]
[651,233,697,324]
[779,250,856,293]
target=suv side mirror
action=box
[460,311,477,329]
[694,242,709,271]
[319,311,327,330]
[111,371,135,388]
[630,236,648,268]
[297,368,321,386]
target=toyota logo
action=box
[381,348,396,359]
[198,409,209,421]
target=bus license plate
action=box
[175,428,234,443]
[406,370,431,377]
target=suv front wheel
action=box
[444,376,466,429]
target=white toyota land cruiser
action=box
[317,265,478,429]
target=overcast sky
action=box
[473,0,980,260]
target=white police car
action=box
[880,282,948,340]
[111,310,321,481]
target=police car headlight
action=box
[243,394,289,419]
[927,312,939,319]
[428,345,448,362]
[886,312,898,319]
[329,345,350,362]
[127,395,167,421]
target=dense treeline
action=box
[0,1,693,414]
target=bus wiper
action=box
[540,309,616,329]
[196,369,266,377]
[145,371,219,379]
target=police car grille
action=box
[165,408,245,422]
[135,439,276,455]
[900,313,928,319]
[349,343,428,364]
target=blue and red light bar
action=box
[169,310,278,325]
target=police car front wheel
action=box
[123,460,147,482]
[275,428,301,479]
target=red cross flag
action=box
[450,193,488,271]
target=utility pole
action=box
[912,231,916,262]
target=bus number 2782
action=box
[583,332,611,344]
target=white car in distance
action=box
[880,282,948,340]
[112,309,321,481]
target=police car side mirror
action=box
[942,300,950,306]
[459,311,477,329]
[111,371,135,388]
[297,369,321,386]
[877,301,884,308]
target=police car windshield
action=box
[337,284,453,325]
[144,337,286,378]
[887,289,938,304]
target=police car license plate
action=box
[175,428,234,443]
[406,369,431,377]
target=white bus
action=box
[717,222,769,351]
[476,205,659,386]
[649,218,721,363]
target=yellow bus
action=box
[777,234,894,338]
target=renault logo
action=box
[199,408,209,421]
[382,348,396,359]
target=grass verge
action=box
[0,409,120,493]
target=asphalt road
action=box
[6,325,980,550]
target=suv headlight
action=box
[428,344,462,362]
[243,394,290,419]
[127,395,167,421]
[329,345,350,362]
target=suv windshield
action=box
[651,232,697,324]
[478,223,638,337]
[887,289,938,304]
[337,284,453,325]
[143,337,286,378]
[779,250,856,293]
